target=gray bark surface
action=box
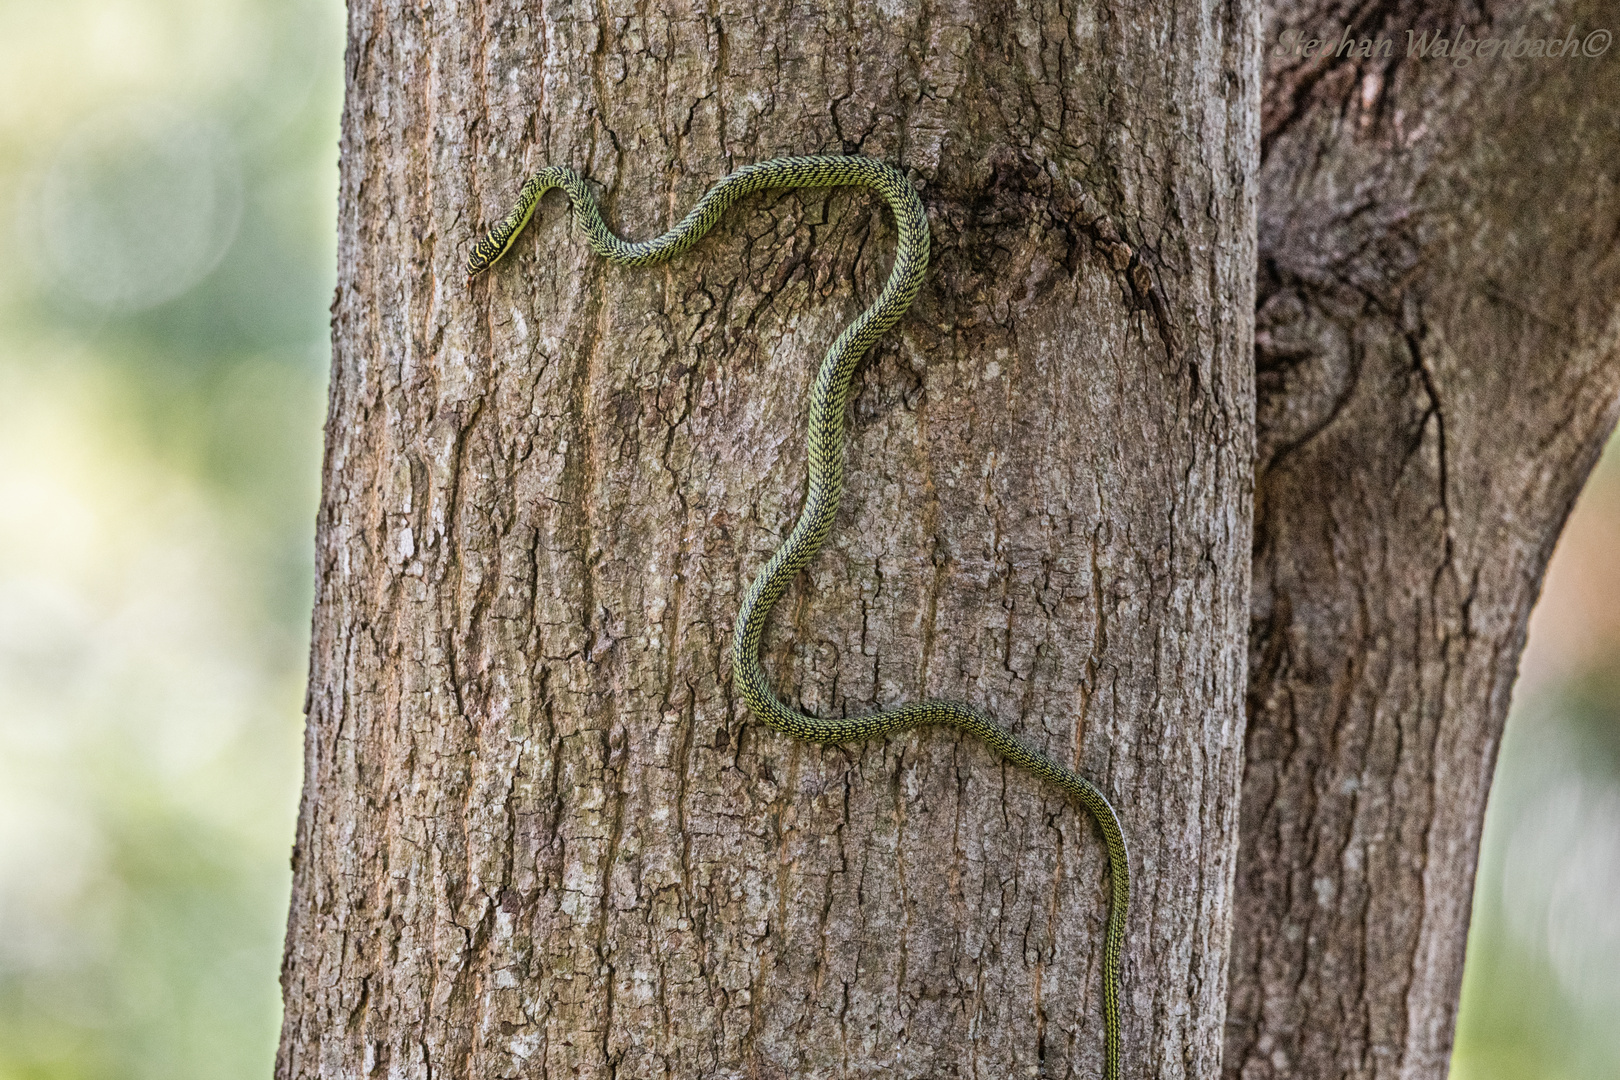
[278,3,1256,1080]
[1226,2,1620,1078]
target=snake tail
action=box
[468,155,1131,1080]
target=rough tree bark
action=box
[1225,1,1620,1078]
[277,2,1256,1080]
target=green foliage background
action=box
[0,1,338,1076]
[0,2,1613,1077]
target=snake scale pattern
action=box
[468,155,1131,1080]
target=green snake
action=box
[468,155,1131,1080]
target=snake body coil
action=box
[469,155,1131,1080]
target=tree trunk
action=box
[1225,2,1620,1078]
[277,2,1256,1079]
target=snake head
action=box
[466,200,538,284]
[467,175,549,285]
[466,237,499,283]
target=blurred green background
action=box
[0,2,1614,1078]
[0,0,338,1076]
